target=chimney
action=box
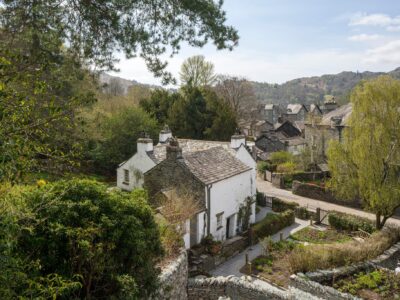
[159,124,172,144]
[166,138,182,160]
[230,129,246,149]
[137,135,153,155]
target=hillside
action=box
[251,67,400,105]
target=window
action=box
[216,212,224,230]
[123,169,129,184]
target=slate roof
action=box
[320,103,352,126]
[150,139,236,163]
[310,104,322,114]
[264,104,276,110]
[182,147,251,185]
[287,104,307,114]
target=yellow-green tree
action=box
[328,76,400,229]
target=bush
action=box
[328,212,375,233]
[289,228,400,274]
[252,210,295,240]
[270,151,294,165]
[0,179,163,299]
[276,161,298,173]
[257,161,276,173]
[256,190,266,206]
[295,207,314,220]
[272,198,299,212]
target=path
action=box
[256,177,400,226]
[210,218,309,276]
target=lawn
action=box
[332,269,400,300]
[289,227,352,244]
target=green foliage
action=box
[257,161,276,173]
[143,86,237,141]
[180,55,217,87]
[294,207,313,220]
[328,212,375,234]
[237,197,254,231]
[276,161,298,173]
[1,0,238,84]
[256,190,265,206]
[270,151,294,165]
[272,198,299,213]
[290,227,351,244]
[0,179,163,299]
[328,76,400,229]
[88,107,159,174]
[252,210,295,240]
[334,269,400,297]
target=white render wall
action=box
[116,152,156,191]
[235,145,257,196]
[209,169,255,242]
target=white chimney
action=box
[159,124,172,144]
[137,137,153,154]
[230,134,246,149]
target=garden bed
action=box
[290,226,352,244]
[331,268,400,299]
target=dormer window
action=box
[123,169,130,184]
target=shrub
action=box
[328,212,375,233]
[1,179,163,299]
[270,151,294,165]
[257,161,276,173]
[295,207,313,220]
[272,198,299,212]
[252,210,295,240]
[289,228,400,274]
[256,190,265,206]
[276,161,297,173]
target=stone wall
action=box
[292,181,361,208]
[270,172,327,188]
[187,276,290,300]
[151,250,188,300]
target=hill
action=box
[251,67,400,105]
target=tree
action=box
[1,0,238,84]
[0,179,163,299]
[179,55,217,87]
[88,107,159,174]
[328,76,400,229]
[214,75,257,120]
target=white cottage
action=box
[117,126,256,192]
[144,139,256,249]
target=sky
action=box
[110,0,400,86]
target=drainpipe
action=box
[206,184,212,236]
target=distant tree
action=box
[180,55,217,87]
[89,107,159,174]
[168,86,236,140]
[105,78,125,96]
[328,76,400,229]
[140,90,180,126]
[0,179,163,299]
[214,75,257,120]
[1,1,238,84]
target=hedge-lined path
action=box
[210,218,309,277]
[256,177,400,227]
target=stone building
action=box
[144,139,256,249]
[304,103,352,160]
[117,125,256,191]
[283,104,308,122]
[262,104,281,124]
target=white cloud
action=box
[349,12,400,31]
[348,34,381,42]
[364,40,400,64]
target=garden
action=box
[242,211,400,290]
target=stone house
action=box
[117,126,256,191]
[283,104,308,122]
[308,104,322,117]
[263,104,281,124]
[274,120,302,138]
[304,103,352,160]
[320,96,338,114]
[144,139,256,249]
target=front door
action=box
[190,215,198,247]
[226,217,230,239]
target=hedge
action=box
[252,210,295,240]
[272,197,299,212]
[328,211,375,233]
[295,207,314,220]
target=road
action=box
[256,177,400,226]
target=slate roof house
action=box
[263,104,281,124]
[116,126,257,248]
[283,104,308,122]
[304,103,352,159]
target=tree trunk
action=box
[376,212,382,230]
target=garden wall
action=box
[270,171,327,188]
[151,250,188,300]
[187,276,290,300]
[291,181,361,208]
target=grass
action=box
[289,228,400,274]
[333,269,400,299]
[289,227,352,244]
